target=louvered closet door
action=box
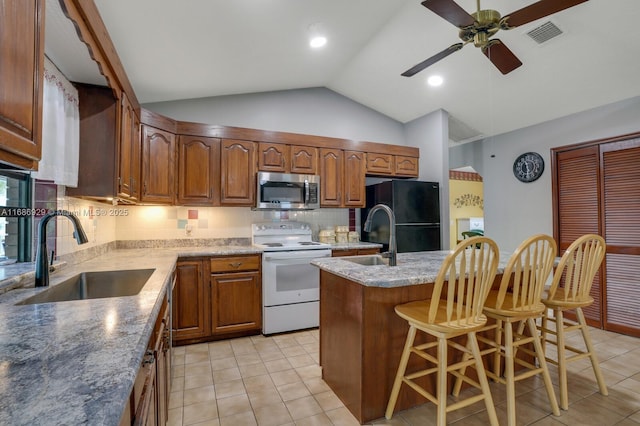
[601,139,640,336]
[555,145,603,326]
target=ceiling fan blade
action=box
[503,0,588,28]
[401,43,464,77]
[482,40,522,75]
[421,0,475,28]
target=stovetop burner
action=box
[251,221,332,252]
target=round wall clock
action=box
[513,152,544,183]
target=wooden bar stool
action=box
[539,234,608,410]
[453,234,561,426]
[385,236,500,426]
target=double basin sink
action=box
[17,268,155,305]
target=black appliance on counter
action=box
[360,180,441,253]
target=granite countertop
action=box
[311,250,513,288]
[0,245,260,426]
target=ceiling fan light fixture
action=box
[427,75,444,87]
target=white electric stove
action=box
[252,222,332,334]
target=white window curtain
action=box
[33,57,80,187]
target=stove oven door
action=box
[262,249,331,307]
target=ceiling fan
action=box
[402,0,588,76]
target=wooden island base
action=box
[319,270,502,424]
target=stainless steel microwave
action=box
[256,172,320,210]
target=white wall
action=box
[143,87,406,145]
[450,96,640,252]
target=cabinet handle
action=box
[229,262,243,269]
[142,349,155,366]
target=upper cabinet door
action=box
[220,139,256,206]
[320,148,343,207]
[394,156,419,177]
[0,0,44,169]
[141,125,176,204]
[258,142,288,173]
[290,145,318,175]
[118,93,141,202]
[177,135,221,206]
[344,151,366,208]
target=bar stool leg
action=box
[555,309,569,410]
[493,319,503,378]
[576,308,608,396]
[436,336,447,426]
[504,321,516,426]
[468,332,499,426]
[527,318,560,416]
[385,325,417,419]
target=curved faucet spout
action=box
[363,204,397,266]
[35,210,89,287]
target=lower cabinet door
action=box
[173,260,208,342]
[211,271,261,334]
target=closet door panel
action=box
[601,140,640,336]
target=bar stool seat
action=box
[385,236,500,426]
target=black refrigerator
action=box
[360,180,441,253]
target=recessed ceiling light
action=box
[310,36,327,48]
[427,75,443,87]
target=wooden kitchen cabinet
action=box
[118,93,141,201]
[177,135,221,205]
[319,148,343,207]
[220,139,256,206]
[173,255,262,345]
[172,259,209,343]
[0,0,44,170]
[122,291,170,426]
[291,145,318,174]
[343,150,366,207]
[210,255,262,335]
[258,142,288,172]
[69,84,143,204]
[141,125,176,204]
[394,155,419,177]
[366,153,394,176]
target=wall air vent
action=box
[526,21,563,44]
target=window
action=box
[0,171,32,263]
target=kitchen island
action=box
[0,245,260,426]
[311,251,512,424]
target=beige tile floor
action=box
[168,326,640,426]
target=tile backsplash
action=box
[53,191,350,256]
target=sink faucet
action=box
[363,203,397,266]
[35,210,89,287]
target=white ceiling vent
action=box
[526,21,564,44]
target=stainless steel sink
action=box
[17,269,155,305]
[344,255,390,266]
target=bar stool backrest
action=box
[490,234,557,312]
[547,234,606,303]
[429,236,500,327]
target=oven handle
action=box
[264,251,331,261]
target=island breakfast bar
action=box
[312,251,512,424]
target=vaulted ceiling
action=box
[46,0,640,143]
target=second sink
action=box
[344,255,390,266]
[17,268,155,305]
